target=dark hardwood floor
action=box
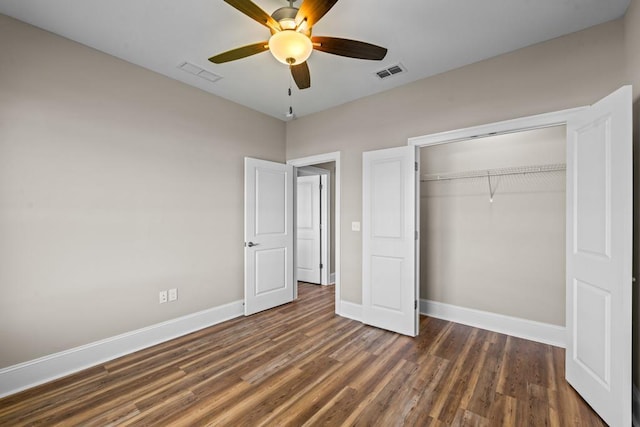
[0,283,604,426]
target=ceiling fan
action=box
[209,0,388,90]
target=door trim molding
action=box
[0,300,243,399]
[407,107,588,342]
[296,167,331,285]
[408,107,587,148]
[288,152,341,314]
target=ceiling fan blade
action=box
[209,41,269,64]
[290,62,311,90]
[223,0,281,32]
[295,0,339,29]
[312,36,387,60]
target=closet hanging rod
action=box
[421,163,566,182]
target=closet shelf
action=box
[420,163,566,182]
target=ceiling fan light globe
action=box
[268,30,312,65]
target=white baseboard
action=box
[329,273,336,285]
[420,299,565,348]
[0,300,244,399]
[338,300,362,322]
[633,384,640,427]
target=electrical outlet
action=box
[159,290,168,304]
[168,288,178,302]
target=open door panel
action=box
[362,146,419,336]
[565,86,632,427]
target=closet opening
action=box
[419,125,567,329]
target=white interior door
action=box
[362,146,419,336]
[296,175,321,284]
[565,86,632,427]
[244,157,294,316]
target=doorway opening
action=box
[288,152,341,314]
[296,165,334,286]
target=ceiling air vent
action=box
[177,61,222,83]
[374,63,406,80]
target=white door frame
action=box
[297,166,331,285]
[408,106,588,346]
[408,107,587,149]
[288,152,341,314]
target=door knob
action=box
[247,242,259,247]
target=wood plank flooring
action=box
[0,283,605,426]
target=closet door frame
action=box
[408,108,586,148]
[407,106,586,344]
[407,95,632,427]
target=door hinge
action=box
[415,230,419,240]
[320,184,323,190]
[415,162,418,172]
[320,263,323,269]
[414,300,418,310]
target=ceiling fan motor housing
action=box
[271,6,297,21]
[270,6,311,36]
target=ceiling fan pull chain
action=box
[286,76,295,118]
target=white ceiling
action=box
[0,0,630,120]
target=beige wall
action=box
[420,127,566,325]
[286,19,627,304]
[626,0,640,100]
[0,15,285,367]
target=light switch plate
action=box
[351,221,361,232]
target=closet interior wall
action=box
[420,126,566,326]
